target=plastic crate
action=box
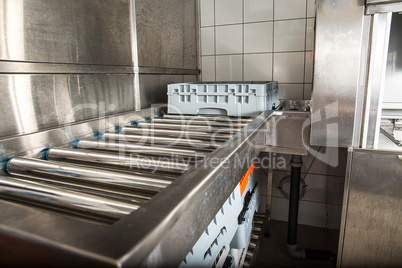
[180,164,259,268]
[167,81,279,116]
[180,184,243,268]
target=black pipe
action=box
[286,154,334,261]
[287,155,302,246]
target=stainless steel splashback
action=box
[0,0,133,65]
[0,74,135,138]
[136,0,198,70]
[135,0,199,108]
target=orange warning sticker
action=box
[240,162,256,196]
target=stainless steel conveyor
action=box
[1,114,250,223]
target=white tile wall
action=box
[216,55,242,81]
[273,147,348,177]
[215,0,243,25]
[274,19,306,52]
[201,56,215,81]
[277,84,304,99]
[274,0,307,20]
[215,24,243,54]
[271,197,328,228]
[305,52,314,83]
[273,52,305,83]
[304,84,312,99]
[272,171,344,205]
[306,18,315,50]
[201,27,215,55]
[199,0,316,101]
[200,0,215,27]
[326,204,343,229]
[244,22,273,53]
[244,53,273,80]
[244,0,274,23]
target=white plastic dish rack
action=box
[167,81,278,116]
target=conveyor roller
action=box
[101,132,223,149]
[0,177,139,218]
[162,114,253,123]
[76,139,207,159]
[45,147,190,174]
[135,122,241,133]
[120,126,231,141]
[6,157,171,193]
[151,117,249,127]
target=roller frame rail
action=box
[0,111,272,267]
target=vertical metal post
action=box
[130,0,141,110]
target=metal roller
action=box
[151,117,248,127]
[0,176,139,217]
[76,139,207,159]
[120,126,231,141]
[135,122,241,133]
[46,147,190,174]
[6,157,171,193]
[162,114,253,123]
[11,175,154,201]
[101,132,224,149]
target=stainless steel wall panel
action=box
[311,0,366,147]
[0,74,135,138]
[139,75,184,109]
[0,61,135,74]
[183,0,198,70]
[0,0,133,66]
[135,0,198,70]
[138,75,197,109]
[338,149,402,267]
[0,106,163,159]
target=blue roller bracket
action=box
[40,147,52,160]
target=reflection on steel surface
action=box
[0,74,135,138]
[101,132,223,149]
[136,122,241,133]
[311,0,366,147]
[0,176,139,217]
[7,157,171,192]
[0,0,133,65]
[121,126,231,141]
[46,147,190,173]
[151,118,248,127]
[162,114,253,122]
[77,139,207,159]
